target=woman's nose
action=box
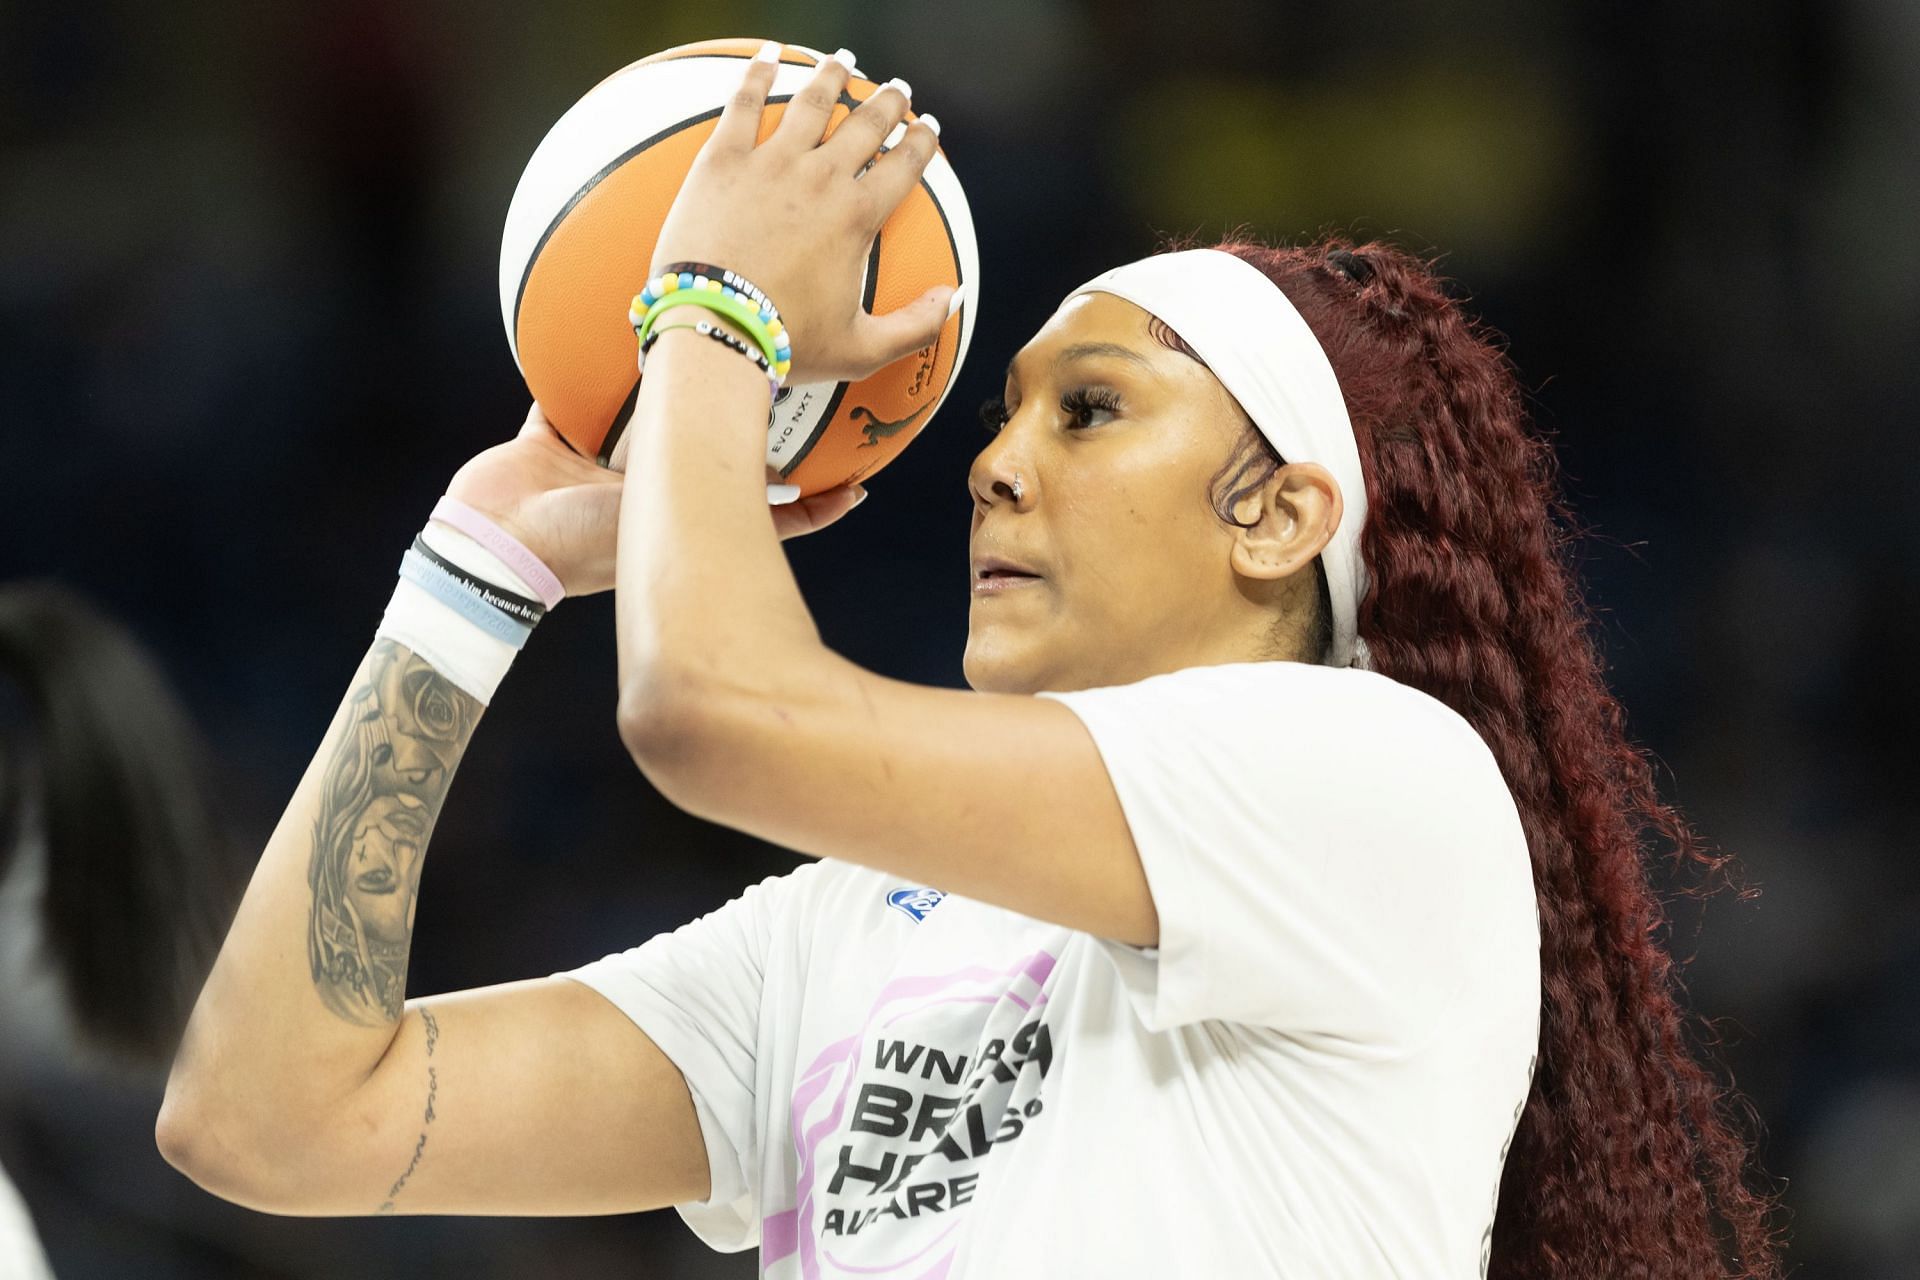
[969,468,1023,509]
[968,441,1027,509]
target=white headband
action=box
[1064,249,1372,669]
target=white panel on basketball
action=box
[916,123,981,402]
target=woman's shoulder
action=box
[1052,660,1514,828]
[1055,658,1485,749]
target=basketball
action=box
[498,38,979,493]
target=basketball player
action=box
[159,46,1782,1278]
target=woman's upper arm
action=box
[184,975,711,1217]
[624,658,1527,1042]
[623,656,1157,948]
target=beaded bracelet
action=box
[630,265,792,383]
[640,316,771,372]
[641,318,778,393]
[631,289,790,384]
[656,262,783,325]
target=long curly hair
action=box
[1171,233,1786,1276]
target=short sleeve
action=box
[1037,661,1535,1049]
[554,868,803,1251]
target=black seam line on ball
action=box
[774,230,878,480]
[516,104,716,338]
[525,89,869,465]
[596,376,642,468]
[513,87,859,336]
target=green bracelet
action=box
[633,290,787,381]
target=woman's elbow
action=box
[155,1085,261,1207]
[618,675,693,764]
[155,1080,313,1214]
[616,678,728,813]
[154,1084,202,1179]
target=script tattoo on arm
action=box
[377,1006,440,1213]
[307,640,479,1026]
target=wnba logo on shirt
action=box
[886,887,946,922]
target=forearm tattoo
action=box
[307,641,479,1026]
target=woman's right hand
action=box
[444,403,867,598]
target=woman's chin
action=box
[962,637,1031,695]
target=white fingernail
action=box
[882,76,911,100]
[767,483,802,504]
[754,41,781,64]
[917,112,941,138]
[946,282,969,318]
[831,48,857,71]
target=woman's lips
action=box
[972,572,1043,596]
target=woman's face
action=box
[965,291,1312,695]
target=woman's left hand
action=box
[647,45,955,386]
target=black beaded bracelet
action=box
[641,318,776,382]
[656,260,782,325]
[409,535,548,625]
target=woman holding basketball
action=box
[160,44,1783,1278]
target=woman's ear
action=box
[1227,462,1344,584]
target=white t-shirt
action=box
[0,1162,54,1280]
[0,832,59,1280]
[558,661,1541,1279]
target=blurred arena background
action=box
[3,0,1917,1275]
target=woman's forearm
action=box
[159,638,480,1160]
[614,325,826,729]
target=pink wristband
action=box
[429,496,566,609]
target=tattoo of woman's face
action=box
[307,642,479,1026]
[346,793,429,947]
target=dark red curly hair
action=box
[1174,233,1786,1277]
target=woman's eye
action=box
[980,387,1121,435]
[978,395,1011,435]
[1060,387,1122,429]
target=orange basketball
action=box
[498,39,979,494]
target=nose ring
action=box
[1012,472,1024,502]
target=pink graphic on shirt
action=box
[825,1217,963,1273]
[762,948,1058,1279]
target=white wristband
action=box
[376,579,517,705]
[375,517,539,705]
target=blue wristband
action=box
[398,549,535,649]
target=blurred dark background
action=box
[3,0,1916,1275]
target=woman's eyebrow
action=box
[1004,342,1155,384]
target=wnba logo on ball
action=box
[886,887,946,922]
[853,403,929,448]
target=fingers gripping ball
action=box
[499,38,979,493]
